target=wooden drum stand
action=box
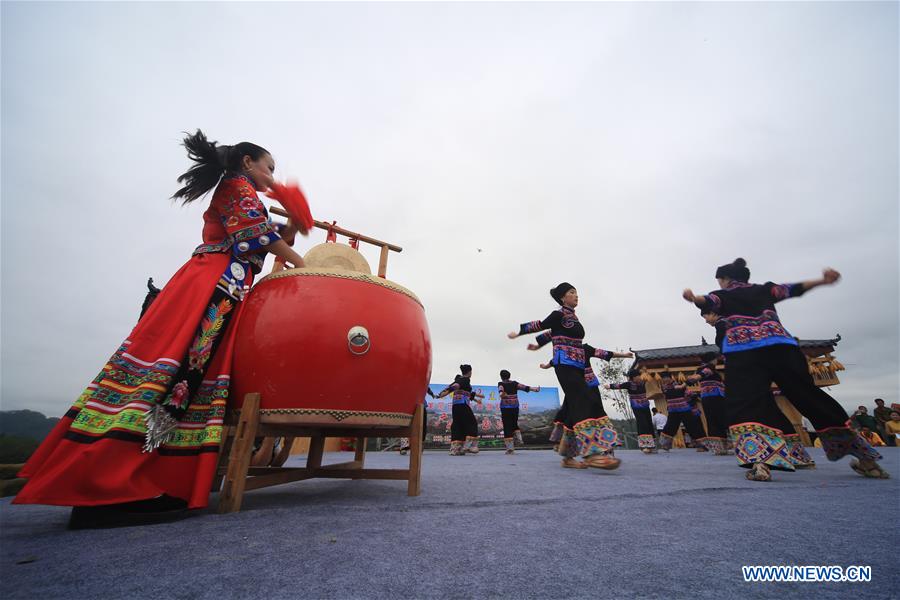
[214,215,424,514]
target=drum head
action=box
[303,243,372,274]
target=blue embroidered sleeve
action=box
[769,282,807,302]
[438,382,459,398]
[697,293,722,311]
[591,347,614,361]
[520,311,558,335]
[232,228,282,257]
[534,332,552,348]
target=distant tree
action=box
[0,410,59,441]
[594,357,634,420]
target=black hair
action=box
[172,129,270,204]
[550,282,575,305]
[499,370,511,380]
[459,364,472,375]
[715,257,750,283]
[700,352,719,364]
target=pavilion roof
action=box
[632,335,841,362]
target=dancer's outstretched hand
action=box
[507,331,519,339]
[823,268,841,284]
[539,362,552,369]
[682,288,696,303]
[527,343,539,351]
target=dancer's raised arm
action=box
[508,311,560,339]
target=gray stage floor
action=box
[2,447,898,599]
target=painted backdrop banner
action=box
[424,383,560,447]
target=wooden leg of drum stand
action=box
[218,393,260,514]
[350,436,367,478]
[272,437,295,467]
[408,403,423,497]
[307,435,325,469]
[250,437,275,467]
[211,424,235,493]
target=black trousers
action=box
[725,345,849,430]
[450,403,478,442]
[553,400,568,424]
[554,365,607,428]
[501,407,520,438]
[662,410,706,441]
[765,394,800,436]
[701,396,729,438]
[634,407,654,436]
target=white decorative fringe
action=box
[142,404,177,453]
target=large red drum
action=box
[231,268,432,428]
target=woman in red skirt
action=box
[14,130,308,526]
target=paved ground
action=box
[2,447,898,599]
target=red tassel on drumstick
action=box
[266,181,314,235]
[266,181,313,271]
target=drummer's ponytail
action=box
[172,129,270,204]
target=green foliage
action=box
[0,434,40,464]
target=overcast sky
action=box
[2,1,897,421]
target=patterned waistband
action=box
[451,392,471,403]
[553,344,585,368]
[721,312,797,353]
[666,400,691,412]
[700,381,725,393]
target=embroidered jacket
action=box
[439,376,474,405]
[582,344,615,388]
[193,173,282,274]
[498,381,533,408]
[520,306,589,369]
[609,381,649,410]
[534,334,613,387]
[694,364,725,398]
[694,281,807,353]
[661,381,691,413]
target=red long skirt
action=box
[15,252,247,509]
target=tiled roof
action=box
[632,335,840,361]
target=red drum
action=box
[231,268,432,428]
